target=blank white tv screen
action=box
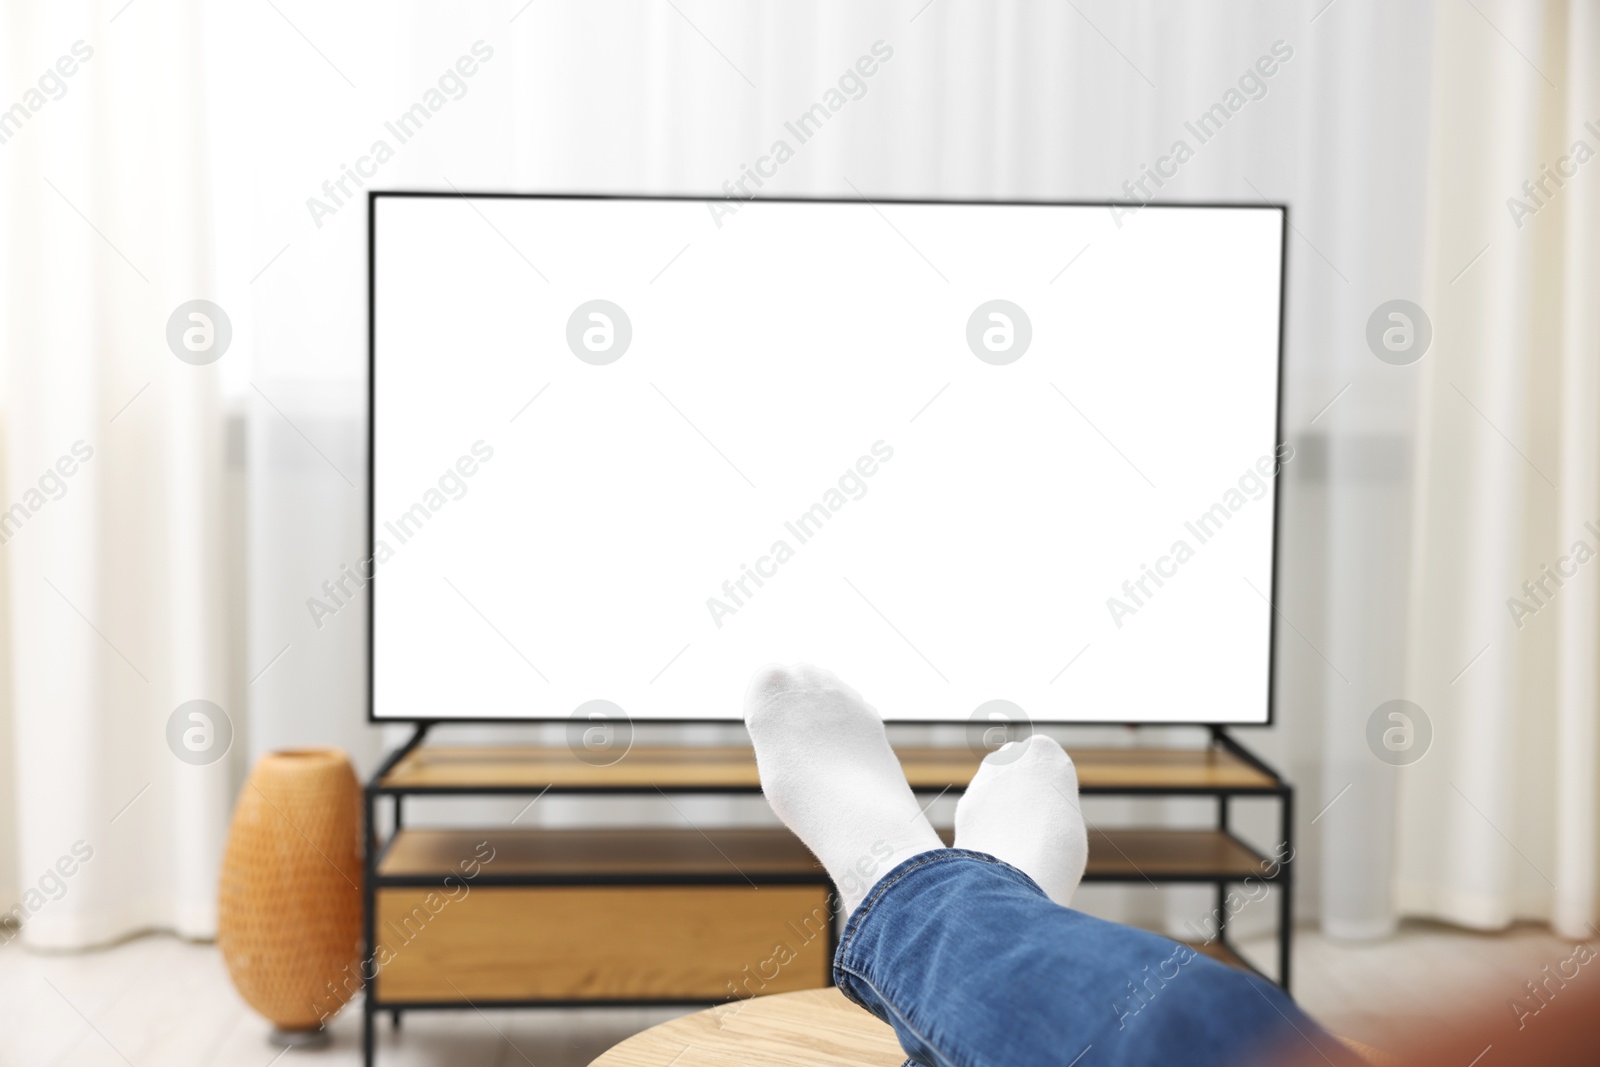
[370,194,1284,725]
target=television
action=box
[369,193,1285,725]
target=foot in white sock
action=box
[744,663,944,915]
[954,734,1088,906]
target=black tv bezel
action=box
[366,191,1289,728]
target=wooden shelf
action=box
[380,827,824,882]
[376,827,1276,885]
[1082,829,1276,881]
[379,743,1279,794]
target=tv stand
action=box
[358,725,1292,1066]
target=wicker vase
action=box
[218,749,363,1045]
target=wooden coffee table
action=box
[589,986,1392,1067]
[589,987,903,1067]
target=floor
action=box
[0,921,1580,1066]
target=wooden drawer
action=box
[374,884,833,1002]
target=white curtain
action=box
[0,0,238,946]
[1,0,1594,950]
[1396,0,1600,939]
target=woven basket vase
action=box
[217,749,364,1034]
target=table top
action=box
[587,986,1390,1067]
[588,987,902,1067]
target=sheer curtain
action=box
[0,0,238,945]
[2,0,1593,949]
[1397,0,1600,939]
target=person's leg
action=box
[745,664,1354,1067]
[834,849,1353,1067]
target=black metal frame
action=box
[365,191,1290,729]
[358,724,1293,1066]
[360,720,846,1066]
[1208,725,1295,988]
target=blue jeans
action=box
[832,850,1357,1067]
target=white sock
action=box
[954,734,1088,907]
[744,664,944,915]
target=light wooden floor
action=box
[1239,921,1581,1051]
[0,921,1577,1066]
